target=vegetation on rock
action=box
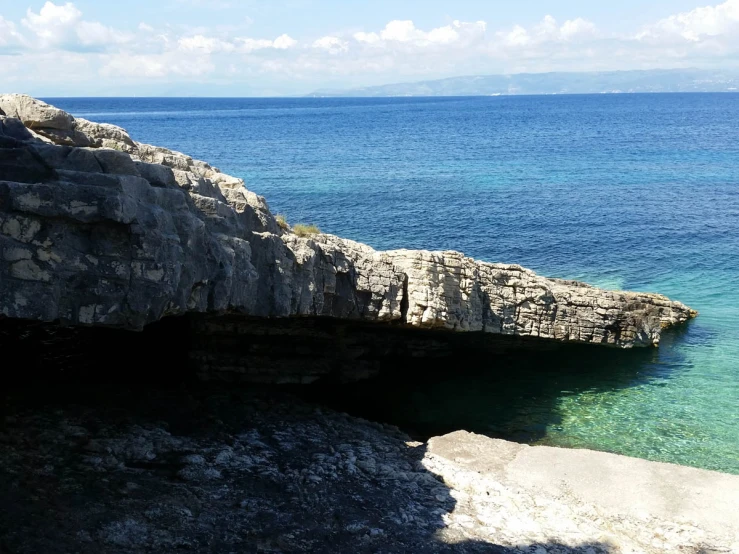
[275,214,290,231]
[293,223,321,237]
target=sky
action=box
[1,0,739,96]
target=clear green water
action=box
[47,94,739,474]
[547,270,738,473]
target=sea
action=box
[45,94,739,474]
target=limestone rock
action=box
[425,430,739,552]
[74,118,137,151]
[0,94,696,353]
[0,95,74,131]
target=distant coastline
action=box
[35,90,739,101]
[307,68,739,98]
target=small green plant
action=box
[292,223,321,237]
[275,214,290,231]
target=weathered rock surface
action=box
[426,431,739,553]
[1,385,735,553]
[0,94,696,376]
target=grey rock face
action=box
[0,94,696,359]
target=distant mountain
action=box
[308,69,739,97]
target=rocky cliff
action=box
[0,94,696,381]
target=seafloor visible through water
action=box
[47,94,739,474]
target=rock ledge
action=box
[0,94,696,363]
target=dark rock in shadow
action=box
[0,383,614,553]
[0,316,621,553]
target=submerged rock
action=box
[0,94,696,382]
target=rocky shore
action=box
[1,385,737,554]
[1,95,728,553]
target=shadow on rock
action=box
[0,382,615,554]
[0,316,698,552]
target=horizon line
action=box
[31,90,739,99]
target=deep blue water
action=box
[45,95,739,474]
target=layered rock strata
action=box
[0,94,696,379]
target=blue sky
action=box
[1,0,738,95]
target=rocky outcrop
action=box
[0,94,696,374]
[0,96,728,554]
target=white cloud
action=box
[22,1,82,45]
[353,31,381,44]
[236,37,275,52]
[179,34,235,54]
[138,22,154,33]
[498,15,598,47]
[637,0,739,41]
[380,20,421,42]
[0,16,26,48]
[101,52,215,78]
[272,34,297,49]
[312,36,349,54]
[560,18,597,41]
[426,24,461,44]
[234,34,297,53]
[501,25,531,46]
[101,53,168,77]
[20,1,132,49]
[353,20,486,47]
[76,21,132,46]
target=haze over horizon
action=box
[2,0,739,96]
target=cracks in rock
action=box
[400,273,409,324]
[27,145,59,183]
[346,266,361,318]
[117,225,138,329]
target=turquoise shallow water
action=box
[47,95,739,474]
